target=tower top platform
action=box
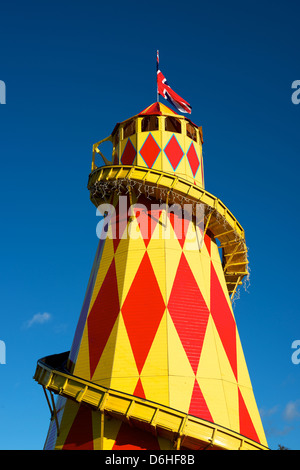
[92,102,204,188]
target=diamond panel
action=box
[187,142,200,176]
[87,259,120,378]
[164,134,184,170]
[121,252,166,373]
[121,139,136,165]
[188,379,213,422]
[210,263,237,380]
[140,133,160,168]
[168,253,210,375]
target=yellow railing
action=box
[87,165,249,300]
[34,353,268,451]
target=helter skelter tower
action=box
[34,101,268,450]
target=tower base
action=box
[34,353,268,450]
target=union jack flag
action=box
[156,51,192,114]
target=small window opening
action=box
[141,116,159,132]
[123,119,136,138]
[186,122,198,142]
[165,116,181,133]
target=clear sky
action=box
[1,0,300,451]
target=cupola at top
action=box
[92,102,205,189]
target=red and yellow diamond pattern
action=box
[45,194,267,450]
[119,129,203,185]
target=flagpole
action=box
[156,50,159,103]
[155,50,192,114]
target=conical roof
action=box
[138,102,179,117]
[111,102,199,136]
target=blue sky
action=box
[1,0,300,450]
